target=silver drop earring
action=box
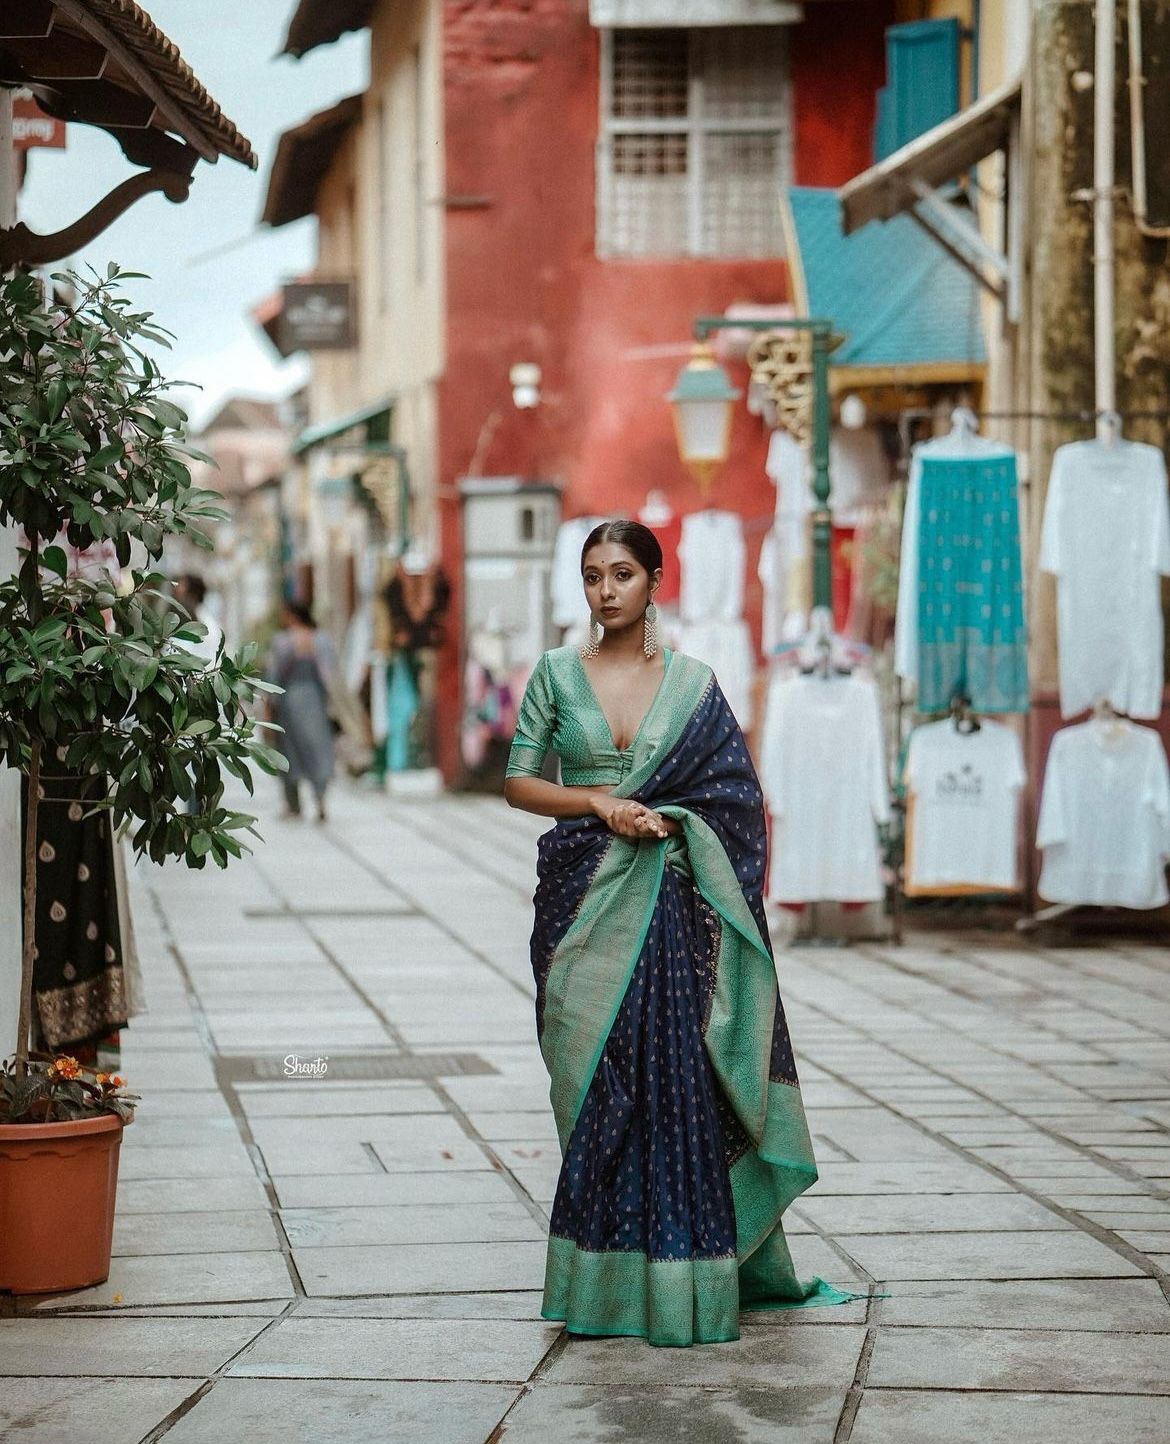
[581,613,602,658]
[642,600,659,658]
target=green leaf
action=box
[46,377,68,421]
[40,545,68,579]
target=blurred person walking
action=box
[266,601,336,822]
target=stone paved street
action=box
[3,781,1170,1443]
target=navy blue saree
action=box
[505,644,863,1345]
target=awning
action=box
[837,76,1021,319]
[280,0,373,59]
[293,398,393,457]
[262,94,361,228]
[840,76,1020,232]
[782,186,986,387]
[1,0,255,266]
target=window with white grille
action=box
[597,27,792,258]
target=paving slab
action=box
[851,1389,1170,1444]
[829,1230,1144,1279]
[797,1192,1070,1234]
[280,1201,547,1247]
[495,1384,850,1442]
[226,1317,558,1381]
[112,1209,280,1257]
[163,1378,518,1444]
[873,1277,1170,1331]
[292,1240,549,1296]
[27,1250,295,1311]
[294,1292,545,1321]
[0,1379,200,1444]
[0,1316,268,1375]
[115,1176,270,1214]
[543,1324,867,1387]
[270,1170,518,1209]
[869,1324,1170,1392]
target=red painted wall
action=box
[435,0,891,784]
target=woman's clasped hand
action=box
[592,793,671,839]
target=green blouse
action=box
[505,645,677,787]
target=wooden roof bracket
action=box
[0,149,196,267]
[904,176,1020,324]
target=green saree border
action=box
[542,1233,865,1347]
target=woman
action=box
[503,520,863,1347]
[267,601,337,822]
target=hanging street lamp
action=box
[666,343,742,493]
[672,316,839,614]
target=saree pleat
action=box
[507,645,867,1345]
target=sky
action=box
[20,0,366,429]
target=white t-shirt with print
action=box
[905,719,1025,889]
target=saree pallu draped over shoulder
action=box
[507,646,865,1346]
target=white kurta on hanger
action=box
[894,432,1016,686]
[759,670,889,902]
[1039,439,1170,719]
[678,509,746,624]
[904,718,1026,889]
[1037,718,1170,908]
[550,515,607,629]
[676,617,754,728]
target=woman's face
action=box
[581,543,659,632]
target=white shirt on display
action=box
[676,618,754,729]
[1036,718,1170,909]
[550,515,607,629]
[1038,439,1170,719]
[904,718,1026,889]
[678,509,746,624]
[759,670,890,902]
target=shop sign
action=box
[280,281,355,351]
[13,92,65,150]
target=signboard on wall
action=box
[13,91,65,150]
[279,281,355,351]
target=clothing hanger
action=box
[949,693,981,733]
[949,406,979,437]
[1091,696,1129,739]
[638,488,675,527]
[796,606,853,679]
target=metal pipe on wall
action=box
[1094,0,1117,429]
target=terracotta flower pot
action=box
[0,1111,130,1295]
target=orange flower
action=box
[109,1076,125,1089]
[48,1056,80,1080]
[95,1072,109,1086]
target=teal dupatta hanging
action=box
[506,646,870,1346]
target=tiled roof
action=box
[2,0,255,167]
[262,95,362,227]
[784,186,986,371]
[280,0,374,59]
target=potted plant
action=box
[0,265,285,1294]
